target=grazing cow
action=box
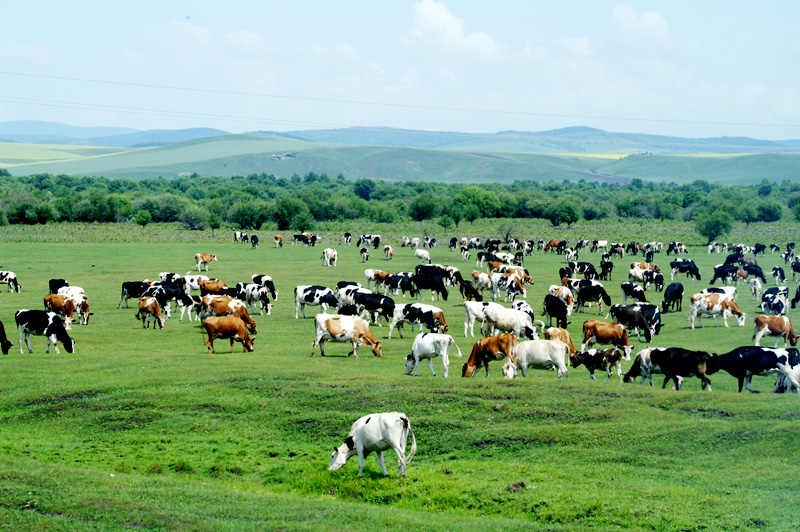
[184,274,210,292]
[575,284,612,314]
[669,259,701,281]
[251,274,278,301]
[0,271,21,292]
[0,320,13,354]
[620,282,648,305]
[200,296,257,335]
[542,294,569,329]
[661,283,684,313]
[752,315,798,347]
[43,294,77,330]
[743,263,767,283]
[234,231,247,244]
[201,316,254,354]
[15,310,75,354]
[761,293,788,316]
[544,327,576,355]
[458,279,482,302]
[461,332,518,378]
[411,274,448,301]
[274,235,283,247]
[295,285,338,319]
[48,279,69,294]
[770,243,780,254]
[607,304,661,342]
[623,347,663,386]
[322,248,338,267]
[344,232,352,245]
[384,245,393,260]
[610,245,625,258]
[382,274,417,298]
[773,266,786,286]
[709,346,800,393]
[689,293,747,328]
[245,283,272,316]
[461,247,470,261]
[118,281,151,308]
[449,237,459,251]
[591,240,609,253]
[195,253,217,272]
[580,320,634,359]
[484,305,536,340]
[642,270,664,291]
[199,279,228,296]
[312,314,382,357]
[570,348,623,382]
[359,247,370,262]
[649,347,714,391]
[709,264,739,285]
[502,339,570,379]
[404,332,463,378]
[364,269,392,291]
[353,292,396,327]
[569,261,598,280]
[249,235,259,248]
[599,261,614,281]
[789,258,800,282]
[548,285,574,315]
[329,412,416,477]
[463,301,501,338]
[415,249,431,265]
[490,272,526,302]
[56,286,92,326]
[388,303,439,339]
[135,296,165,329]
[754,243,766,256]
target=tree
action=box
[545,198,582,227]
[353,179,375,200]
[135,209,152,230]
[179,205,209,230]
[437,215,453,231]
[695,209,733,244]
[208,213,221,235]
[273,197,308,231]
[756,200,782,222]
[408,194,440,221]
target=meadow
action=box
[0,221,798,531]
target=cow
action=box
[234,231,248,244]
[709,346,800,393]
[195,253,217,272]
[743,263,767,283]
[0,271,21,293]
[620,282,648,305]
[199,279,228,296]
[688,293,747,329]
[411,274,448,301]
[590,240,609,253]
[381,274,417,298]
[244,283,273,316]
[511,300,537,323]
[607,304,661,342]
[15,310,75,354]
[666,241,687,255]
[661,283,684,313]
[357,234,381,249]
[295,285,338,319]
[322,248,338,267]
[135,296,165,329]
[356,247,368,262]
[48,279,69,294]
[384,245,393,260]
[249,234,259,248]
[458,279,482,302]
[773,266,786,286]
[623,347,663,386]
[43,294,77,330]
[353,292,396,327]
[388,303,439,339]
[184,274,210,292]
[364,269,394,291]
[311,314,382,357]
[404,332,463,378]
[461,333,518,378]
[642,270,664,292]
[251,274,278,301]
[649,347,714,391]
[570,348,623,382]
[569,261,598,280]
[542,294,569,329]
[344,232,352,245]
[599,261,614,281]
[200,295,257,335]
[415,249,432,265]
[502,339,570,379]
[292,234,310,246]
[118,281,151,309]
[544,327,576,355]
[484,305,536,340]
[750,278,763,301]
[329,412,416,477]
[580,320,634,359]
[56,286,92,326]
[201,316,254,354]
[274,235,284,247]
[489,272,525,302]
[761,293,788,316]
[463,301,501,338]
[669,258,701,281]
[0,320,12,354]
[709,264,739,285]
[575,284,612,314]
[752,315,798,347]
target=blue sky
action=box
[1,1,798,140]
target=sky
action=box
[1,1,799,140]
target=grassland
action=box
[0,221,798,531]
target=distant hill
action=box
[0,120,229,147]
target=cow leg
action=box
[376,451,390,477]
[357,447,367,475]
[230,338,236,353]
[589,371,597,381]
[616,361,623,382]
[743,375,759,393]
[18,327,28,354]
[427,357,435,377]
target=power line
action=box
[1,70,799,130]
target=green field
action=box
[0,222,798,531]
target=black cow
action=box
[708,346,800,393]
[343,232,352,245]
[569,261,598,280]
[119,281,151,309]
[558,267,573,280]
[791,286,800,310]
[669,259,701,281]
[15,310,75,354]
[754,243,766,256]
[576,284,612,314]
[410,274,448,301]
[382,275,417,298]
[458,280,482,302]
[599,262,614,281]
[649,347,714,391]
[662,283,684,313]
[294,285,338,319]
[0,320,13,354]
[723,253,744,266]
[250,235,259,249]
[49,279,69,294]
[353,292,396,326]
[743,263,767,283]
[709,264,739,285]
[542,294,569,329]
[790,260,800,282]
[621,282,648,304]
[449,237,459,250]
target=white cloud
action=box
[560,38,591,58]
[221,30,273,55]
[409,0,508,61]
[613,5,673,48]
[312,43,360,62]
[0,42,53,65]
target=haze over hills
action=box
[0,121,798,185]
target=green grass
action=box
[0,222,798,531]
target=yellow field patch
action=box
[546,152,627,159]
[0,141,141,167]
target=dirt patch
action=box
[23,389,103,406]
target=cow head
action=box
[619,344,634,360]
[501,360,517,379]
[570,352,586,368]
[0,338,13,355]
[243,336,255,352]
[404,354,415,375]
[329,436,355,471]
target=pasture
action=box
[0,224,798,531]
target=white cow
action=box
[322,248,338,267]
[484,305,536,339]
[410,237,420,249]
[750,278,762,301]
[329,412,417,477]
[415,249,431,264]
[501,339,570,378]
[463,301,503,337]
[404,332,463,378]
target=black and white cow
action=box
[245,283,273,316]
[773,266,786,286]
[709,264,739,285]
[382,275,417,298]
[648,347,714,391]
[15,310,75,354]
[542,294,569,329]
[251,274,278,301]
[353,292,396,327]
[661,283,684,313]
[388,304,439,339]
[790,259,800,281]
[607,304,661,342]
[48,279,69,294]
[0,271,21,292]
[709,346,800,393]
[294,285,338,319]
[642,270,664,291]
[620,282,648,305]
[569,261,598,280]
[575,284,612,314]
[410,274,448,301]
[669,259,701,281]
[358,234,382,249]
[119,281,151,308]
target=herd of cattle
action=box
[2,233,800,400]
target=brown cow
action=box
[311,314,382,357]
[543,239,561,253]
[199,279,228,295]
[487,261,506,273]
[580,320,634,359]
[44,294,77,330]
[200,295,257,334]
[201,316,254,353]
[631,262,660,272]
[274,235,283,248]
[544,326,577,355]
[461,332,518,378]
[610,246,624,258]
[195,253,217,272]
[136,296,165,329]
[753,315,799,347]
[459,280,482,302]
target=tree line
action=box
[0,168,796,242]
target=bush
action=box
[695,209,733,244]
[179,205,209,230]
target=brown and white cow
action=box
[365,269,392,291]
[200,295,257,334]
[689,293,747,329]
[195,253,217,272]
[752,315,799,347]
[201,316,255,353]
[461,332,518,378]
[56,286,92,326]
[43,294,77,330]
[274,235,283,248]
[312,314,382,357]
[631,262,660,272]
[199,279,228,296]
[384,245,394,260]
[544,326,577,355]
[136,296,165,329]
[580,320,634,359]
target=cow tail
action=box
[200,322,207,345]
[450,337,463,358]
[404,421,417,464]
